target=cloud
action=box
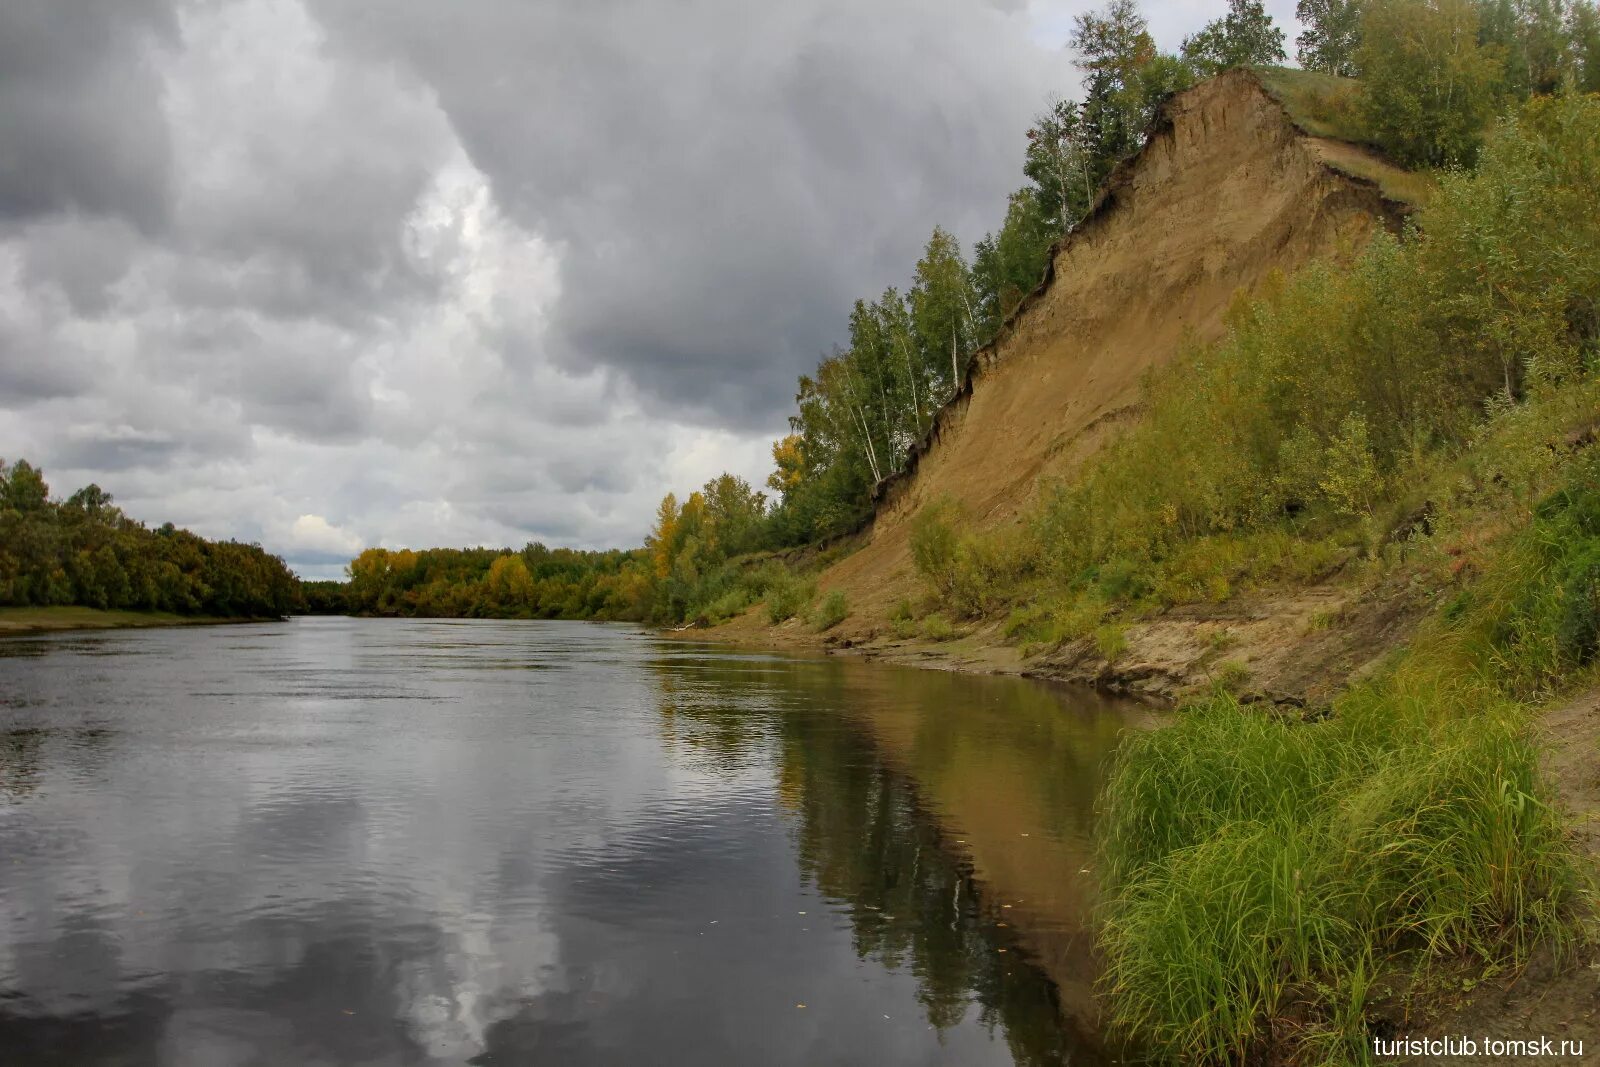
[0,0,1306,565]
[306,0,1070,430]
[285,513,365,558]
[0,0,177,231]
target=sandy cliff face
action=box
[814,70,1410,629]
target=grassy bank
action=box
[1096,445,1599,1062]
[0,606,264,637]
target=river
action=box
[0,617,1151,1065]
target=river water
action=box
[0,617,1150,1065]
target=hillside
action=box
[717,69,1417,683]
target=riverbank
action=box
[0,606,269,638]
[664,553,1436,711]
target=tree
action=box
[1478,0,1574,97]
[1358,0,1504,166]
[1024,98,1097,236]
[646,494,680,581]
[701,473,767,558]
[1,460,49,513]
[1071,0,1191,180]
[1297,0,1366,73]
[909,228,978,396]
[971,189,1055,339]
[767,435,807,498]
[483,554,535,614]
[1182,0,1289,75]
[1574,0,1600,90]
[65,484,117,518]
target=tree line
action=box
[314,471,774,624]
[0,459,297,618]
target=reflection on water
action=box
[0,619,1149,1065]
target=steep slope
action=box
[814,69,1412,633]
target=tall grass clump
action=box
[1099,695,1576,1061]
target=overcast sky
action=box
[0,0,1300,578]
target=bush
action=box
[813,589,850,631]
[909,500,1035,618]
[764,571,815,624]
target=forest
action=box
[0,459,297,619]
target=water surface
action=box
[0,618,1145,1065]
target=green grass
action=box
[1253,65,1373,145]
[1095,453,1600,1063]
[0,606,252,636]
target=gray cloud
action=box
[307,0,1066,429]
[0,1,177,232]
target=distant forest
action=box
[0,459,297,618]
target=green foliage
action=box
[1474,458,1600,680]
[1095,416,1600,1062]
[764,570,816,624]
[0,459,296,618]
[1574,0,1600,91]
[1023,99,1099,238]
[971,188,1056,336]
[1181,0,1288,75]
[1011,94,1600,607]
[341,543,650,621]
[1296,0,1365,75]
[1318,412,1384,520]
[813,589,851,631]
[1073,0,1196,177]
[1099,688,1575,1060]
[1479,0,1577,96]
[1358,0,1504,166]
[909,501,1037,618]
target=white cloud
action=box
[285,513,365,557]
